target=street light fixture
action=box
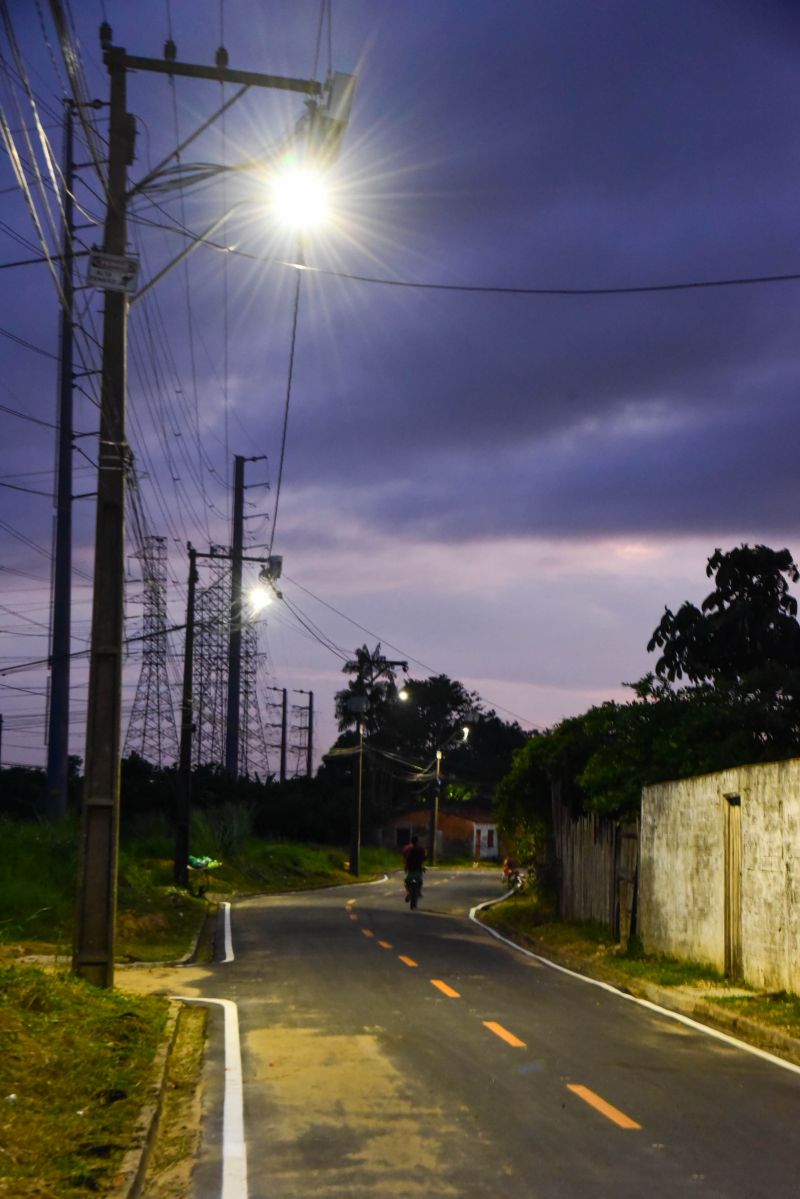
[270,164,331,230]
[429,717,475,865]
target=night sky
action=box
[2,1,800,771]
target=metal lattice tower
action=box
[240,622,271,779]
[193,548,230,769]
[124,536,179,766]
[289,695,311,779]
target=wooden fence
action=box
[552,798,639,942]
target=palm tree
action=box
[334,644,401,736]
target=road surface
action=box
[186,869,800,1198]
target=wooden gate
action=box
[724,793,743,980]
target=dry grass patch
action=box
[0,963,168,1198]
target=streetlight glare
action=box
[248,585,273,613]
[270,165,330,230]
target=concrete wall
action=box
[640,759,800,992]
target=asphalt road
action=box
[187,870,800,1199]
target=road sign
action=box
[87,249,139,293]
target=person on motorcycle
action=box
[502,855,519,889]
[402,834,426,902]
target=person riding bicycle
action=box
[402,834,426,902]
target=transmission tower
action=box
[124,536,179,766]
[289,690,314,779]
[193,548,230,769]
[240,622,271,778]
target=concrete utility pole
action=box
[46,101,75,820]
[73,28,342,986]
[280,688,288,782]
[73,48,130,987]
[175,544,198,888]
[224,455,245,775]
[175,545,276,884]
[429,750,443,864]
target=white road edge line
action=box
[174,996,248,1199]
[221,901,234,962]
[469,896,800,1078]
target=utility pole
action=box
[175,545,197,888]
[307,690,314,778]
[73,27,351,986]
[224,455,245,774]
[175,546,275,883]
[225,454,269,776]
[72,46,130,987]
[280,688,288,782]
[46,101,75,821]
[429,750,443,864]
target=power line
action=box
[129,215,800,298]
[281,574,539,729]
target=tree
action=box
[647,544,800,756]
[648,545,800,690]
[385,674,479,762]
[334,644,403,736]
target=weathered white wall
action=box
[640,760,800,992]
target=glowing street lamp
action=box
[269,164,331,231]
[248,585,273,614]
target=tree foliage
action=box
[495,544,800,839]
[648,545,800,690]
[334,644,403,735]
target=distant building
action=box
[375,801,500,860]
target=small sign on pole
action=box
[87,249,139,294]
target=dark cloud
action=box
[4,1,800,763]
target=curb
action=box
[112,1001,182,1198]
[628,977,800,1066]
[473,900,800,1069]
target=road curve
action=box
[189,869,800,1199]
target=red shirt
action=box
[403,842,426,871]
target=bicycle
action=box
[405,869,424,910]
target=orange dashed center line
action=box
[431,979,460,998]
[483,1021,526,1048]
[361,928,375,938]
[378,941,393,950]
[567,1084,642,1130]
[398,955,418,968]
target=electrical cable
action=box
[0,323,59,358]
[267,264,302,558]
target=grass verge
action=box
[0,963,169,1198]
[0,819,401,962]
[141,1004,207,1199]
